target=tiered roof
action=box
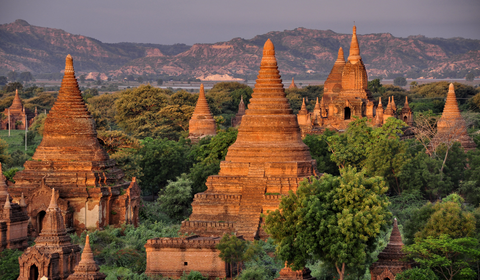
[188,84,216,138]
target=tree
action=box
[0,249,23,280]
[19,72,33,84]
[158,173,193,221]
[394,76,407,86]
[265,167,391,280]
[466,73,475,82]
[3,82,23,92]
[115,85,173,139]
[0,76,7,86]
[137,76,144,84]
[217,233,261,278]
[396,267,439,280]
[302,130,339,175]
[137,137,191,195]
[86,92,120,131]
[368,78,385,94]
[156,79,163,86]
[7,71,17,82]
[79,74,86,83]
[404,235,480,280]
[0,139,10,166]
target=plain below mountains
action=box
[1,19,479,80]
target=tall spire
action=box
[35,188,71,245]
[48,188,58,209]
[10,89,23,111]
[404,96,410,109]
[314,97,320,110]
[335,47,346,65]
[238,95,246,115]
[288,77,298,89]
[189,83,216,139]
[67,234,105,279]
[192,84,213,116]
[3,194,11,210]
[348,25,361,64]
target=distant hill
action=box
[1,19,479,80]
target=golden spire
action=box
[314,97,320,110]
[378,97,383,108]
[348,25,361,64]
[48,188,58,210]
[289,77,298,89]
[4,194,11,209]
[192,83,213,116]
[335,47,346,65]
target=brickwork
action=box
[189,83,216,143]
[18,189,81,280]
[9,55,140,235]
[0,89,36,130]
[231,96,246,127]
[0,164,29,252]
[67,235,106,280]
[145,236,227,280]
[276,265,316,280]
[431,83,476,151]
[370,219,411,280]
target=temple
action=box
[0,89,36,130]
[146,39,318,278]
[231,95,246,127]
[18,189,81,280]
[370,219,411,280]
[9,55,141,236]
[288,77,298,89]
[0,163,29,252]
[188,83,217,143]
[296,26,412,134]
[67,235,106,280]
[431,83,476,151]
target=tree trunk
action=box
[335,263,345,280]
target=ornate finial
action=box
[65,54,74,74]
[20,193,26,207]
[348,25,361,63]
[200,83,205,96]
[4,194,11,209]
[379,97,382,106]
[263,39,275,56]
[449,83,455,93]
[48,188,58,209]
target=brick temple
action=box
[0,163,29,252]
[296,26,413,135]
[67,235,106,280]
[146,39,318,279]
[231,95,246,127]
[370,219,411,280]
[188,83,217,143]
[10,55,141,236]
[18,189,81,280]
[431,83,476,151]
[0,89,36,130]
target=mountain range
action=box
[1,19,479,80]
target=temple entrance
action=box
[37,211,46,234]
[29,264,39,280]
[344,107,351,120]
[404,116,408,122]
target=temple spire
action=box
[48,188,58,209]
[404,96,410,108]
[289,77,298,89]
[314,97,320,110]
[336,47,346,65]
[4,194,11,209]
[10,89,23,111]
[348,25,361,64]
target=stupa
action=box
[10,55,141,235]
[370,219,411,280]
[0,163,29,252]
[0,89,36,130]
[188,83,216,142]
[400,96,413,126]
[67,235,106,280]
[431,83,476,151]
[181,39,318,240]
[231,95,246,127]
[18,189,81,280]
[288,77,298,89]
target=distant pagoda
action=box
[188,83,217,143]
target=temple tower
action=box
[10,55,140,235]
[432,83,476,151]
[288,77,298,89]
[231,95,246,127]
[0,163,29,252]
[0,89,35,130]
[400,96,413,126]
[297,98,311,127]
[18,189,81,280]
[188,84,217,142]
[370,219,411,280]
[67,235,106,280]
[180,39,317,240]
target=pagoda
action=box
[0,89,36,130]
[180,39,318,240]
[67,235,106,280]
[10,55,141,235]
[288,77,298,89]
[231,95,246,127]
[18,189,81,280]
[188,83,217,143]
[0,163,29,252]
[431,83,476,151]
[370,219,411,280]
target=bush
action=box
[395,267,438,280]
[158,173,193,221]
[0,249,23,280]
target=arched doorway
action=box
[29,264,39,280]
[37,211,46,235]
[344,107,351,120]
[404,116,408,122]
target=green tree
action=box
[404,235,480,280]
[158,174,193,221]
[460,150,480,206]
[137,76,144,84]
[3,82,23,92]
[0,76,7,86]
[19,72,33,84]
[156,79,163,86]
[0,139,10,166]
[368,78,385,94]
[394,76,407,86]
[29,113,47,136]
[217,233,260,278]
[137,137,191,195]
[265,167,391,280]
[328,117,408,194]
[0,249,23,280]
[86,92,120,131]
[115,85,173,139]
[396,267,438,280]
[302,130,339,175]
[79,74,86,83]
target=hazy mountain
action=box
[1,19,479,79]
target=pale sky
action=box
[0,0,479,45]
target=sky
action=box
[1,0,479,45]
